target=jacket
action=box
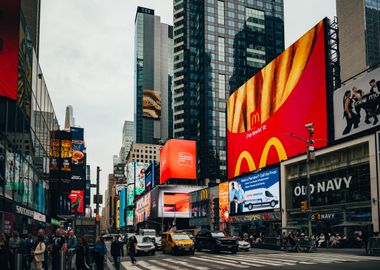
[111,240,124,257]
[34,242,46,262]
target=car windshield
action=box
[211,232,225,238]
[265,191,274,197]
[142,237,153,243]
[172,234,191,240]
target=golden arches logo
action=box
[234,137,288,177]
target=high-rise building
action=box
[134,7,173,144]
[173,0,284,182]
[21,0,41,57]
[337,0,380,81]
[119,121,134,163]
[64,105,75,130]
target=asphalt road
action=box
[114,249,380,270]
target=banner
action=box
[127,184,135,206]
[229,168,280,214]
[114,163,125,179]
[126,210,134,226]
[69,190,84,214]
[135,162,149,195]
[126,162,135,184]
[333,67,380,139]
[116,199,120,229]
[143,89,161,119]
[145,161,155,191]
[219,182,229,223]
[71,127,85,181]
[227,20,328,178]
[119,188,126,227]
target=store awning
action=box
[332,221,371,227]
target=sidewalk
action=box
[316,247,368,256]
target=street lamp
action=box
[286,123,315,238]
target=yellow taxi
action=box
[161,232,195,255]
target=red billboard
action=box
[160,139,196,184]
[227,20,328,179]
[69,190,84,213]
[0,0,20,100]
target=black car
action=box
[195,231,238,254]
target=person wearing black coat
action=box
[111,236,124,270]
[76,237,90,270]
[0,234,10,270]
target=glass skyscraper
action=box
[365,0,380,68]
[173,0,284,182]
[134,7,173,145]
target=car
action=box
[161,232,195,255]
[129,236,156,256]
[238,240,250,251]
[195,230,238,254]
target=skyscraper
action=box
[119,120,134,163]
[337,0,380,81]
[134,7,173,145]
[173,0,284,182]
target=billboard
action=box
[160,139,197,184]
[219,182,229,223]
[71,127,85,181]
[163,193,190,213]
[135,162,149,195]
[145,161,155,191]
[227,20,328,179]
[127,184,135,206]
[69,190,84,214]
[229,167,280,214]
[0,1,20,100]
[143,89,161,119]
[135,192,151,224]
[119,188,126,227]
[113,163,125,179]
[126,210,134,226]
[333,67,380,139]
[126,161,135,184]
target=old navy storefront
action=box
[281,135,379,235]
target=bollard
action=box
[15,253,22,270]
[59,251,66,270]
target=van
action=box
[161,232,195,255]
[244,189,278,210]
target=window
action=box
[218,74,225,99]
[217,37,225,61]
[217,1,224,24]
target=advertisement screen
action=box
[227,20,328,179]
[71,127,85,181]
[145,161,155,191]
[334,67,380,140]
[229,168,280,214]
[219,182,229,223]
[126,210,134,226]
[60,131,72,173]
[135,162,149,195]
[69,190,84,214]
[127,184,135,206]
[126,162,135,184]
[0,1,20,100]
[143,89,161,119]
[116,199,120,229]
[135,192,151,224]
[160,139,196,184]
[119,188,126,227]
[163,193,190,213]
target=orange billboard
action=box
[160,139,196,184]
[163,193,190,213]
[219,182,229,223]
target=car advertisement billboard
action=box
[0,1,20,100]
[69,190,84,214]
[333,67,380,140]
[160,139,196,184]
[227,20,328,179]
[135,162,149,195]
[219,182,229,223]
[135,192,151,224]
[143,89,161,119]
[119,187,126,227]
[229,167,280,214]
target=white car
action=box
[238,240,250,251]
[135,236,156,256]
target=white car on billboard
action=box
[243,188,279,210]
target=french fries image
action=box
[227,22,321,133]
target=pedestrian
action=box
[0,234,10,270]
[9,230,21,270]
[128,236,137,265]
[111,236,124,270]
[51,229,66,270]
[32,233,46,270]
[34,228,49,270]
[68,230,78,270]
[94,236,106,270]
[76,237,90,270]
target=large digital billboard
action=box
[229,168,280,214]
[71,127,85,182]
[145,161,155,191]
[163,193,190,213]
[219,182,229,223]
[126,162,135,184]
[0,1,20,100]
[143,89,161,119]
[333,67,380,140]
[135,192,151,224]
[227,20,328,179]
[160,139,196,184]
[135,162,149,195]
[69,190,84,214]
[127,184,135,207]
[119,187,126,227]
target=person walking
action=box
[9,231,21,270]
[111,236,124,270]
[128,236,137,265]
[0,234,10,270]
[94,236,106,270]
[51,229,66,270]
[34,228,50,270]
[67,230,78,270]
[76,237,90,270]
[32,233,46,270]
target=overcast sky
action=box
[38,0,336,208]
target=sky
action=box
[38,0,336,208]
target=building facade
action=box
[337,0,380,81]
[172,0,284,182]
[119,120,134,163]
[134,7,173,145]
[126,142,161,164]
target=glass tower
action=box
[173,0,284,182]
[365,0,380,67]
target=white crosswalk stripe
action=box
[192,256,249,268]
[162,257,211,270]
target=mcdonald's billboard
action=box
[227,20,329,178]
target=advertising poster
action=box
[71,127,85,181]
[114,163,125,179]
[219,182,229,223]
[49,131,60,173]
[60,131,72,173]
[227,20,328,179]
[127,162,135,184]
[127,184,135,206]
[69,190,84,214]
[333,67,380,140]
[229,168,280,214]
[21,159,30,204]
[163,193,190,213]
[0,1,20,100]
[126,210,134,226]
[135,162,149,195]
[143,89,161,119]
[145,161,155,191]
[119,188,126,227]
[116,199,120,229]
[5,151,15,198]
[135,192,151,224]
[160,139,197,184]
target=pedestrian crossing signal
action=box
[301,200,308,212]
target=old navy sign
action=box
[294,176,352,197]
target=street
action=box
[116,249,380,270]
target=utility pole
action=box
[95,166,100,236]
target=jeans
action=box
[113,256,120,270]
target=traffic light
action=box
[300,200,308,212]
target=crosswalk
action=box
[120,251,380,270]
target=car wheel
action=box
[211,244,218,254]
[196,245,202,252]
[248,204,253,210]
[190,250,195,255]
[231,249,238,254]
[151,251,155,256]
[270,200,276,208]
